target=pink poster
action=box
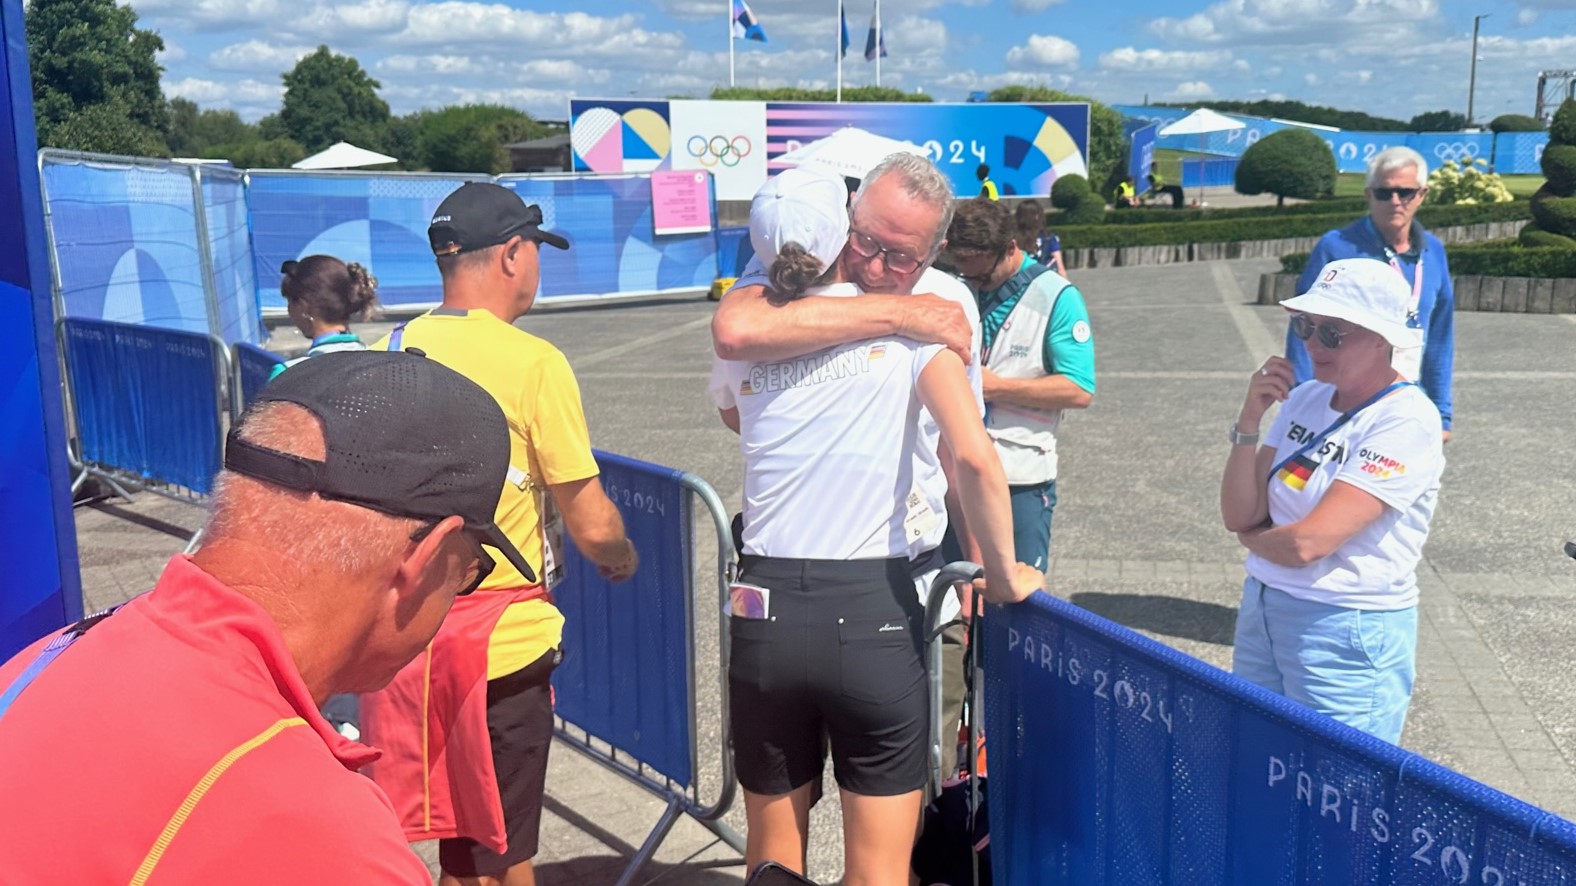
[650,170,712,236]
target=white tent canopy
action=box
[292,141,398,170]
[775,127,929,181]
[1157,108,1246,137]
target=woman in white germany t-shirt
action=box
[710,167,1041,883]
[1221,257,1445,744]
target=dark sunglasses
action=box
[847,230,924,275]
[1289,313,1351,349]
[410,522,495,596]
[1371,187,1420,202]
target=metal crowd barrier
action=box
[231,341,283,415]
[982,591,1576,885]
[550,450,742,885]
[57,318,230,515]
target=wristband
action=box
[1228,424,1259,446]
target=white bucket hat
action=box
[748,168,849,273]
[1281,257,1424,349]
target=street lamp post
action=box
[1467,13,1489,126]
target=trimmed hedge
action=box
[1055,198,1368,227]
[1531,185,1576,233]
[1280,245,1576,278]
[1057,202,1530,249]
[1542,144,1576,194]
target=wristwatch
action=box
[1228,424,1259,446]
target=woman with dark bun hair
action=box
[270,255,380,379]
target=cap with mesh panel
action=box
[226,350,537,583]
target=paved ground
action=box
[72,258,1576,884]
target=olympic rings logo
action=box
[688,134,752,168]
[1432,142,1479,161]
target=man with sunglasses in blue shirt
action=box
[1289,146,1455,442]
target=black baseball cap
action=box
[226,350,536,584]
[428,182,569,256]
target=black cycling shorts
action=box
[728,552,933,797]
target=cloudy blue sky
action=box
[129,0,1576,125]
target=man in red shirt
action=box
[0,351,538,884]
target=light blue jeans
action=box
[1232,576,1418,744]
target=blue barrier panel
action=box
[716,225,754,278]
[553,450,694,786]
[39,152,211,335]
[198,166,264,345]
[1495,132,1549,175]
[1,0,83,660]
[248,171,485,312]
[985,593,1576,885]
[1182,158,1238,189]
[500,174,719,301]
[233,341,282,412]
[60,319,226,496]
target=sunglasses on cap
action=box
[410,521,495,596]
[847,230,925,275]
[1289,313,1353,349]
[1370,187,1421,202]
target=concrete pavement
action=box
[70,258,1576,883]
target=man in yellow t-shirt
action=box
[361,182,638,886]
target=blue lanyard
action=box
[387,322,408,352]
[1270,381,1416,478]
[0,606,122,720]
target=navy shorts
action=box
[728,553,932,797]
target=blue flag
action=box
[864,3,887,60]
[732,0,767,43]
[840,5,851,58]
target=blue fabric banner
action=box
[1,0,83,660]
[198,167,264,344]
[1494,132,1549,175]
[40,155,212,336]
[1128,123,1158,190]
[984,593,1576,885]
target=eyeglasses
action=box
[1370,187,1421,203]
[1289,313,1351,349]
[411,522,495,596]
[947,248,1007,285]
[847,230,925,275]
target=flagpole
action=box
[728,0,735,87]
[875,0,881,87]
[836,0,844,102]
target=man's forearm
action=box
[984,374,1093,411]
[712,285,909,361]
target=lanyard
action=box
[1367,218,1424,314]
[0,605,122,721]
[1270,381,1416,478]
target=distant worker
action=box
[1287,146,1454,442]
[1113,176,1137,209]
[271,255,379,379]
[1013,199,1066,278]
[1147,164,1185,210]
[977,163,999,201]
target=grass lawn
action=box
[1334,172,1545,199]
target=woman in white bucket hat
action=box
[1220,257,1445,744]
[709,167,1041,882]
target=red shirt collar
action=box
[140,556,381,770]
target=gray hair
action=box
[1366,146,1428,188]
[855,152,956,254]
[206,402,421,575]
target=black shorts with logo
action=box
[728,552,933,797]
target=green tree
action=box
[1407,110,1467,132]
[204,138,307,169]
[168,98,257,157]
[416,104,547,173]
[988,86,1124,198]
[1234,128,1336,207]
[1520,99,1576,248]
[1488,114,1544,133]
[278,46,390,153]
[26,0,169,154]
